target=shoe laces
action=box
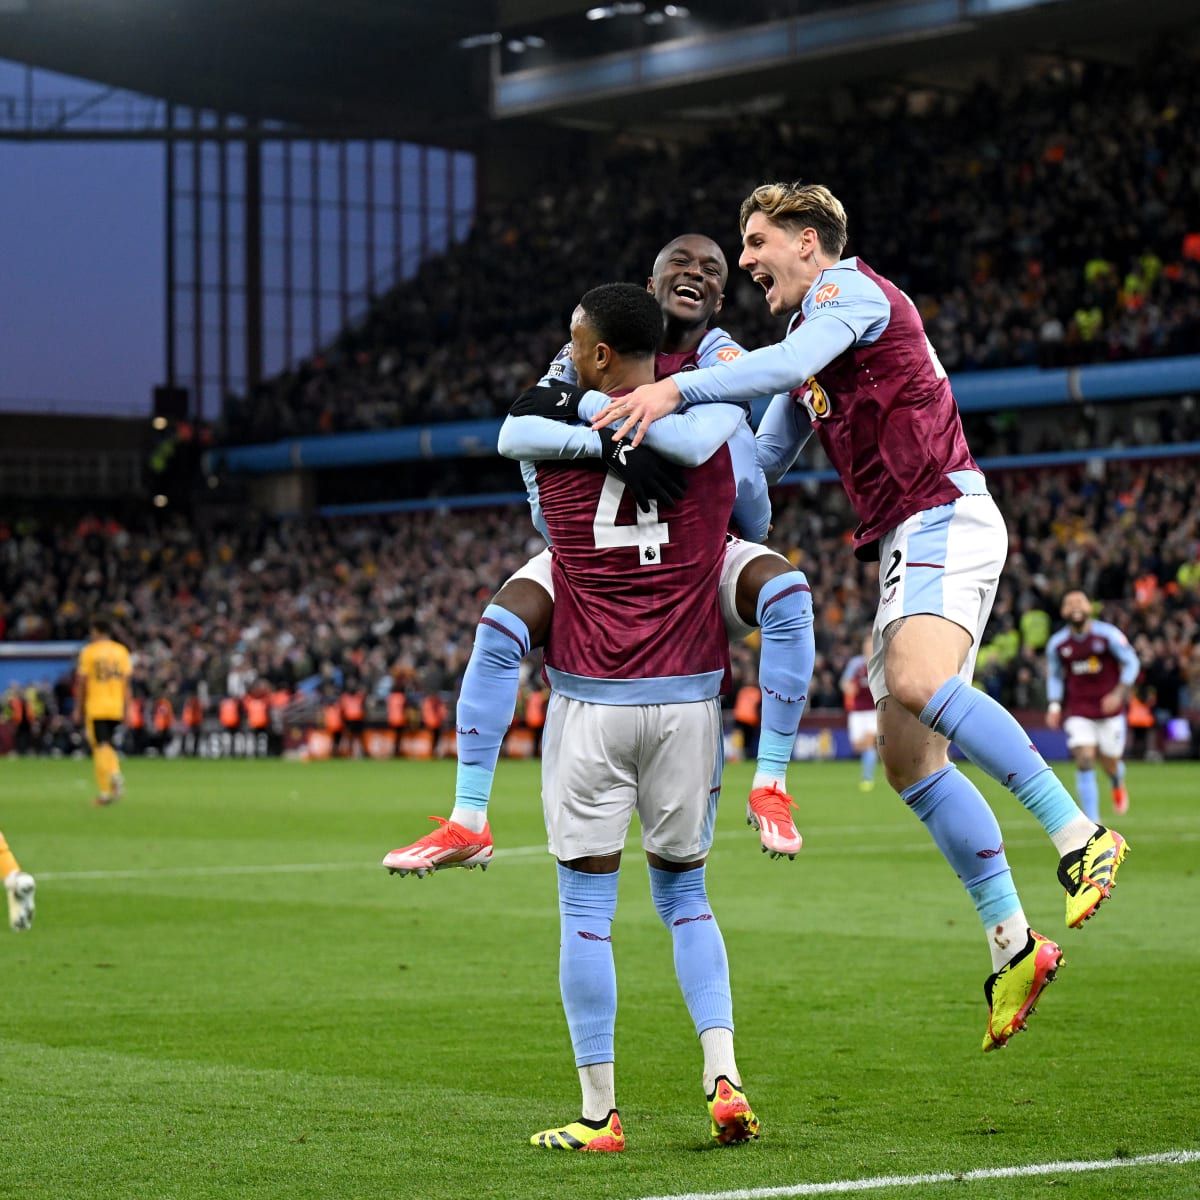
[750,785,798,825]
[417,816,480,848]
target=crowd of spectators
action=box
[222,54,1200,444]
[3,458,1197,757]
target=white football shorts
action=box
[848,709,878,745]
[507,546,555,596]
[540,693,723,863]
[1064,714,1127,758]
[506,538,782,642]
[869,492,1009,702]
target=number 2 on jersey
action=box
[592,474,670,566]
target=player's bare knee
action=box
[878,743,938,793]
[492,579,553,647]
[1074,747,1097,769]
[734,552,792,630]
[883,668,940,717]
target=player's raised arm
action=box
[497,411,601,462]
[594,316,857,446]
[578,391,745,468]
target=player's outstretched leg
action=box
[1,832,35,933]
[730,552,813,859]
[531,864,624,1151]
[383,574,550,875]
[648,862,759,1143]
[899,762,1062,1051]
[919,676,1128,929]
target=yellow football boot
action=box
[530,1110,624,1152]
[707,1076,760,1144]
[1058,826,1128,929]
[982,930,1063,1052]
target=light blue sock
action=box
[1108,760,1126,790]
[648,865,733,1035]
[753,572,814,787]
[901,765,1021,928]
[861,747,877,783]
[1075,767,1100,822]
[921,676,1083,837]
[557,865,619,1067]
[454,604,530,813]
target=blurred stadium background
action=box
[1,3,1199,1197]
[1,0,1197,765]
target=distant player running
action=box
[505,283,760,1151]
[77,617,132,806]
[594,182,1129,1051]
[382,234,814,876]
[1046,591,1139,819]
[840,634,877,791]
[1,831,35,932]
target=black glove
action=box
[598,427,687,514]
[508,382,587,422]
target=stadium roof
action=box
[0,0,1194,146]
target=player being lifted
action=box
[504,283,762,1150]
[77,617,132,806]
[594,183,1129,1052]
[1046,591,1139,819]
[1,831,35,932]
[382,235,815,874]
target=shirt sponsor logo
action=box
[813,282,841,305]
[716,346,742,362]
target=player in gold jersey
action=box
[77,618,133,806]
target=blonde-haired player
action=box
[77,617,133,806]
[596,178,1129,1052]
[1,831,35,931]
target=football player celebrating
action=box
[510,283,760,1150]
[382,234,814,876]
[593,182,1129,1052]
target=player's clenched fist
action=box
[509,381,588,422]
[597,428,686,513]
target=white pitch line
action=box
[31,827,1196,881]
[635,1149,1200,1200]
[35,861,367,881]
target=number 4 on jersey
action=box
[592,474,670,566]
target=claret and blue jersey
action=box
[676,257,983,556]
[496,328,771,705]
[1046,621,1140,720]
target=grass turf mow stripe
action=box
[636,1149,1200,1200]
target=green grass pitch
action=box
[1,757,1197,1199]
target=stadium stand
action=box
[3,458,1197,758]
[220,54,1200,444]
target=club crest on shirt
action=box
[798,377,832,420]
